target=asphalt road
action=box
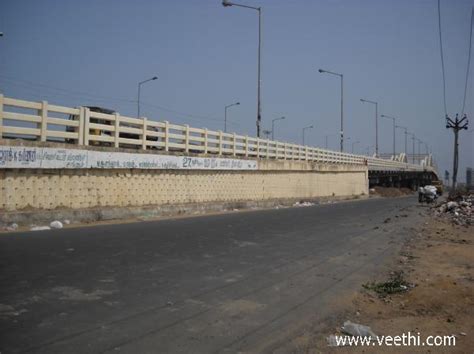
[0,196,421,353]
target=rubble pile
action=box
[434,194,473,226]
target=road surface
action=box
[0,196,421,353]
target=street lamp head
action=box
[360,99,365,102]
[318,69,324,73]
[236,102,240,105]
[152,76,158,80]
[222,0,233,6]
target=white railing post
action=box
[266,139,270,159]
[84,107,90,146]
[114,113,120,148]
[245,135,249,157]
[78,106,85,145]
[284,143,287,160]
[40,100,48,142]
[218,131,223,155]
[204,128,208,154]
[142,117,147,150]
[256,138,260,158]
[0,94,3,139]
[164,120,169,151]
[233,133,237,156]
[185,124,190,153]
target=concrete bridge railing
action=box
[0,95,433,173]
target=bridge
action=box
[0,95,438,218]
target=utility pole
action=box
[446,114,469,191]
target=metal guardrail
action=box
[0,95,433,172]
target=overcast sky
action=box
[0,0,472,181]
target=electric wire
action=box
[461,7,473,116]
[438,0,448,116]
[0,75,238,126]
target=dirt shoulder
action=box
[371,186,414,198]
[314,207,474,353]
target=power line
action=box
[461,7,474,115]
[438,0,448,116]
[0,74,135,104]
[0,75,238,126]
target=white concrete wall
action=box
[0,141,368,212]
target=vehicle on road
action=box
[418,185,438,203]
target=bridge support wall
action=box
[0,141,368,212]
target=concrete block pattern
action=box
[0,168,367,211]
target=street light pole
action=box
[302,125,313,145]
[381,114,396,157]
[324,133,337,149]
[360,99,379,156]
[271,116,285,140]
[351,141,360,153]
[137,76,158,118]
[417,138,423,156]
[224,102,240,132]
[318,69,344,152]
[409,132,416,164]
[223,0,262,137]
[395,125,408,157]
[366,145,374,156]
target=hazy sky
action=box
[0,0,473,181]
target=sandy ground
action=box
[308,206,474,353]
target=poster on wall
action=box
[0,146,258,170]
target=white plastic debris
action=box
[5,223,18,232]
[446,201,459,211]
[50,221,63,229]
[30,226,51,231]
[293,201,315,207]
[424,185,437,195]
[341,320,378,339]
[63,219,71,225]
